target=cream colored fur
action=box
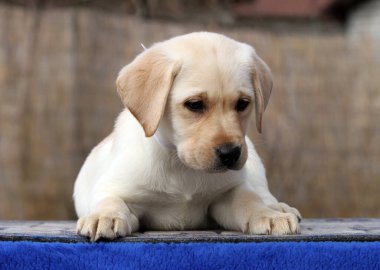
[73,32,301,241]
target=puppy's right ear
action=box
[116,48,181,137]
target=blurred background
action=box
[0,0,379,220]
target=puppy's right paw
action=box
[76,211,139,242]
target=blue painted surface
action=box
[1,241,380,270]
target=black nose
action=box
[216,144,241,168]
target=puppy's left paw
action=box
[246,207,300,235]
[268,202,302,222]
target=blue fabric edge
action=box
[1,241,380,270]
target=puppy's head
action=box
[117,32,272,172]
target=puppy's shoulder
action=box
[113,109,145,144]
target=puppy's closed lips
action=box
[74,32,301,240]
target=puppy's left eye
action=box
[236,99,250,112]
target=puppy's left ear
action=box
[116,48,181,137]
[252,53,273,133]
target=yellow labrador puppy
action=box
[74,32,301,241]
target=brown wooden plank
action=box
[0,219,380,243]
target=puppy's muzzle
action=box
[216,143,241,169]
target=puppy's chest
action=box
[129,189,211,230]
[134,179,216,211]
[128,173,235,230]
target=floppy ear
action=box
[116,48,181,137]
[251,54,273,133]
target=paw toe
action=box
[113,218,130,237]
[246,217,271,235]
[270,214,299,235]
[269,202,302,222]
[95,217,116,241]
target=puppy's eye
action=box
[236,99,250,112]
[184,100,204,112]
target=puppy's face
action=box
[168,48,254,172]
[116,33,272,172]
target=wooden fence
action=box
[0,3,379,219]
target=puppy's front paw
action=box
[245,207,300,235]
[76,211,139,241]
[268,202,302,221]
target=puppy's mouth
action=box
[206,162,244,174]
[178,156,244,173]
[205,166,229,174]
[177,143,247,173]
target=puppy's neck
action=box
[153,132,176,150]
[152,121,176,150]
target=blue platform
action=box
[1,241,380,270]
[1,219,380,270]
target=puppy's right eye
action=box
[184,100,204,112]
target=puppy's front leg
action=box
[76,197,139,241]
[209,184,299,235]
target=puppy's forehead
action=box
[162,32,255,61]
[161,33,254,100]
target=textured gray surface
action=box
[0,219,380,243]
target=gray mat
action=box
[1,219,380,243]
